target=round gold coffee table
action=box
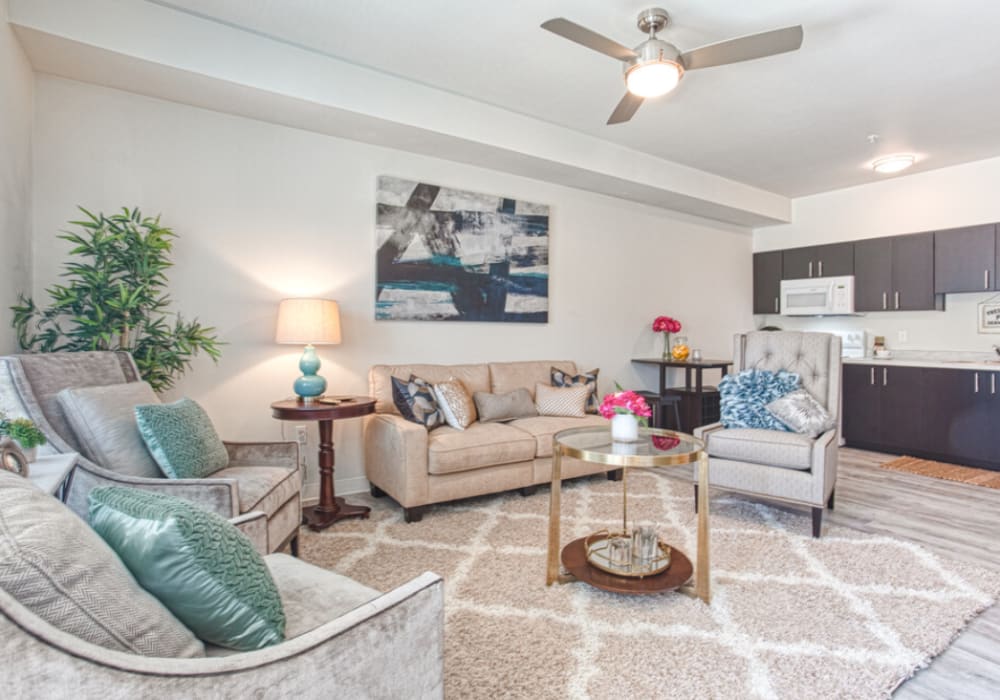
[545,426,711,604]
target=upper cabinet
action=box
[781,242,854,280]
[853,233,936,312]
[934,224,997,294]
[752,251,782,315]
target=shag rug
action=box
[300,472,998,699]
[881,455,1000,490]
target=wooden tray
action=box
[561,536,693,595]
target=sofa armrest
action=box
[224,441,298,468]
[811,427,839,504]
[364,413,429,507]
[230,511,268,555]
[693,422,724,442]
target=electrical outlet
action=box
[295,425,308,446]
[897,330,908,344]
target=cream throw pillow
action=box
[433,379,478,430]
[534,383,590,418]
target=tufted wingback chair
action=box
[694,331,842,537]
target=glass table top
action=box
[553,426,705,467]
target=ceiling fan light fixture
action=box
[625,60,682,97]
[872,154,916,174]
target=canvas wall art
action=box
[375,176,549,322]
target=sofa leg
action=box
[403,506,426,523]
[518,486,538,497]
[827,489,835,510]
[370,484,387,498]
[811,507,823,538]
[289,534,300,558]
[693,484,699,514]
[607,469,623,481]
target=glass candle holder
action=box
[608,536,631,569]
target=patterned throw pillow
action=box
[134,398,229,479]
[89,487,285,651]
[433,379,477,430]
[534,383,590,418]
[473,388,538,423]
[766,388,836,438]
[550,367,600,414]
[391,375,444,430]
[719,369,801,431]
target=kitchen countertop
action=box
[844,351,1000,371]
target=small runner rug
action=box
[881,455,1000,489]
[301,471,999,699]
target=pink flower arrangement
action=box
[599,388,653,426]
[652,315,681,334]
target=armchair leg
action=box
[403,506,426,523]
[289,535,300,558]
[827,489,835,510]
[518,486,538,497]
[693,484,699,514]
[607,469,623,481]
[811,507,823,538]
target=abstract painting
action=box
[375,176,549,322]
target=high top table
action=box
[631,357,733,433]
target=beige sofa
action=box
[365,360,616,521]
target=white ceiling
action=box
[146,0,1000,198]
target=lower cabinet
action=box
[843,364,1000,469]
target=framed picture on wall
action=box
[978,301,1000,333]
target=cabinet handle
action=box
[882,368,887,386]
[974,373,980,394]
[818,260,823,277]
[870,367,875,385]
[987,269,991,290]
[882,292,887,310]
[992,373,996,395]
[808,261,813,278]
[774,297,779,313]
[894,291,900,310]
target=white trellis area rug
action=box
[300,471,998,699]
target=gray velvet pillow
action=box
[765,389,836,438]
[0,470,204,658]
[57,382,164,478]
[473,388,538,423]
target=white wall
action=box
[754,157,1000,354]
[0,1,33,353]
[32,76,754,496]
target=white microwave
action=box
[780,275,855,316]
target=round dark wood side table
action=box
[271,396,376,531]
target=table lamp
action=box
[275,298,342,402]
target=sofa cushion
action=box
[489,360,577,399]
[534,383,590,418]
[391,375,445,430]
[427,422,536,475]
[371,363,491,414]
[57,382,164,479]
[0,471,204,658]
[706,428,814,471]
[212,465,302,516]
[473,388,538,423]
[508,414,608,457]
[89,487,285,651]
[134,398,230,479]
[550,367,600,413]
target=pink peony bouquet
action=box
[652,315,681,334]
[599,388,653,426]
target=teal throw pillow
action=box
[88,487,285,651]
[134,398,229,479]
[719,369,801,431]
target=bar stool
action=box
[636,390,682,431]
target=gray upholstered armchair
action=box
[693,331,842,537]
[0,351,302,554]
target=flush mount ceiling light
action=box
[624,40,683,98]
[872,154,916,174]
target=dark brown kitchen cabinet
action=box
[781,242,854,280]
[934,224,996,294]
[852,233,936,312]
[753,251,782,314]
[843,364,1000,470]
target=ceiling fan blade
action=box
[607,93,644,125]
[541,18,638,61]
[680,25,803,71]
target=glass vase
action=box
[671,335,690,361]
[661,333,671,360]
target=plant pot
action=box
[611,414,639,443]
[17,445,38,463]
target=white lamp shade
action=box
[275,298,342,345]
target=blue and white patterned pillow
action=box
[719,369,801,431]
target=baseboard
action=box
[301,476,371,507]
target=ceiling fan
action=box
[541,8,803,124]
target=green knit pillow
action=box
[88,487,285,651]
[134,398,229,479]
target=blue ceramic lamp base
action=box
[294,344,327,402]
